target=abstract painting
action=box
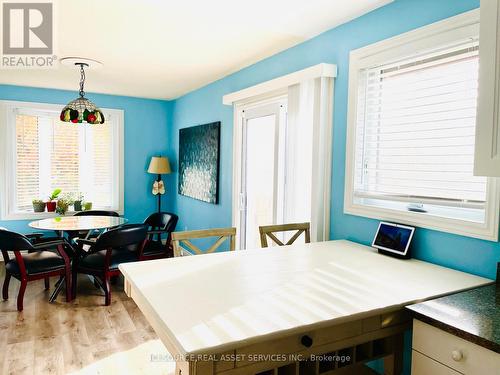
[178,122,220,204]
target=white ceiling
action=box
[0,0,392,100]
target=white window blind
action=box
[14,110,115,212]
[353,40,487,222]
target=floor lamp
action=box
[148,156,171,213]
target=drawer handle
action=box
[301,335,313,348]
[451,350,463,362]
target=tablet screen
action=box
[372,222,415,255]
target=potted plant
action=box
[32,199,46,213]
[62,193,74,210]
[56,198,70,215]
[73,192,84,211]
[83,201,93,211]
[46,188,61,212]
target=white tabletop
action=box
[119,240,492,356]
[29,215,127,231]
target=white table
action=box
[119,240,492,375]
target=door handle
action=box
[239,193,246,210]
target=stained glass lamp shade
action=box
[60,63,104,124]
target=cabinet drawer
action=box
[235,320,363,367]
[412,319,500,374]
[412,350,461,375]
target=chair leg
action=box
[2,274,11,300]
[17,279,27,311]
[65,268,71,302]
[44,277,49,290]
[104,275,111,306]
[71,268,78,300]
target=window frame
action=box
[0,100,125,220]
[344,9,500,241]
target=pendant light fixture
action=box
[60,58,105,124]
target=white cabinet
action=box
[474,0,500,176]
[412,350,461,375]
[412,319,500,375]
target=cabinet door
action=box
[474,0,500,176]
[412,319,500,374]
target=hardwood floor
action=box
[0,266,174,375]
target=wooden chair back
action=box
[259,222,311,248]
[172,227,236,257]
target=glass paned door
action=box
[239,101,287,249]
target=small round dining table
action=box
[28,215,128,302]
[29,215,128,235]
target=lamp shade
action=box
[60,62,105,124]
[60,97,105,124]
[148,156,171,174]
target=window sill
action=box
[343,201,498,242]
[355,197,485,223]
[1,209,124,221]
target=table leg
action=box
[54,276,63,289]
[49,276,65,303]
[92,276,105,292]
[383,332,404,375]
[124,278,131,297]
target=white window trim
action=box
[0,100,125,221]
[344,9,500,241]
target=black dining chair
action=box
[66,210,120,243]
[1,226,62,290]
[0,226,45,244]
[140,212,178,260]
[75,210,120,217]
[72,224,148,305]
[0,229,71,311]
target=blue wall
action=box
[168,0,500,278]
[0,84,172,233]
[1,2,496,374]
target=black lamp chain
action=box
[79,64,86,98]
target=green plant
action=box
[83,201,93,211]
[75,192,84,201]
[60,192,75,205]
[32,199,46,213]
[48,188,61,201]
[56,199,70,215]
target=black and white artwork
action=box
[178,122,220,204]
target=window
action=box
[345,9,500,241]
[0,101,124,219]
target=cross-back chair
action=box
[259,222,311,248]
[172,227,236,257]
